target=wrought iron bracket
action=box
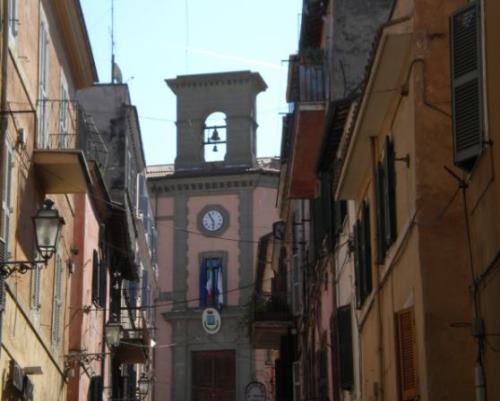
[0,260,47,278]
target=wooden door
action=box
[192,350,235,401]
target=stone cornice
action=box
[150,171,279,195]
[166,71,267,94]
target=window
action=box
[291,213,303,316]
[92,250,107,308]
[199,257,223,310]
[51,253,63,346]
[450,2,483,171]
[8,0,17,40]
[30,257,42,311]
[292,361,302,401]
[58,78,69,149]
[37,20,49,148]
[337,305,354,391]
[1,141,13,255]
[395,307,418,401]
[353,201,372,308]
[203,112,227,162]
[89,376,103,401]
[374,136,397,263]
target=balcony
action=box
[250,294,293,350]
[33,101,108,194]
[286,50,326,104]
[114,292,151,365]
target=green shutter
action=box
[337,305,354,390]
[374,162,386,263]
[92,250,99,305]
[361,202,372,299]
[383,137,397,248]
[353,222,362,309]
[450,2,483,170]
[99,257,107,308]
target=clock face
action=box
[201,209,224,232]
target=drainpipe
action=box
[1,0,9,147]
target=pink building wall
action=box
[68,194,107,401]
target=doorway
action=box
[192,350,235,401]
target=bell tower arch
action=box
[166,71,267,171]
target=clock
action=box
[202,209,224,232]
[199,206,228,234]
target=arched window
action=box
[203,112,226,162]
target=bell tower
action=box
[166,71,267,171]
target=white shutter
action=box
[8,0,17,38]
[37,21,48,148]
[293,361,302,401]
[51,254,63,346]
[58,82,68,148]
[2,142,13,253]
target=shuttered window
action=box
[395,307,418,401]
[337,305,354,390]
[37,20,49,148]
[382,138,396,246]
[450,2,483,170]
[89,376,104,401]
[374,137,397,263]
[51,253,63,346]
[292,361,302,401]
[354,201,372,308]
[8,0,17,39]
[92,250,107,308]
[2,142,13,253]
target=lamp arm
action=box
[0,259,47,278]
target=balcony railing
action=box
[114,288,152,364]
[287,50,326,103]
[36,99,108,168]
[47,133,77,150]
[249,292,293,349]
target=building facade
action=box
[0,0,99,400]
[250,0,500,401]
[149,71,279,401]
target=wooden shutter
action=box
[89,376,103,401]
[99,256,107,308]
[292,361,302,401]
[382,137,396,248]
[360,202,372,300]
[374,162,386,264]
[396,307,418,401]
[450,2,483,170]
[353,222,362,309]
[52,254,63,345]
[92,250,99,305]
[337,305,354,390]
[2,142,12,249]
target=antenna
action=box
[111,0,115,83]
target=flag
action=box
[199,259,208,307]
[199,258,223,310]
[215,264,224,311]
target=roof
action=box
[146,157,280,180]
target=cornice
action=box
[52,0,98,88]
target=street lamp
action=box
[104,321,122,348]
[0,199,65,277]
[137,373,150,398]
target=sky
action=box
[80,0,303,166]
